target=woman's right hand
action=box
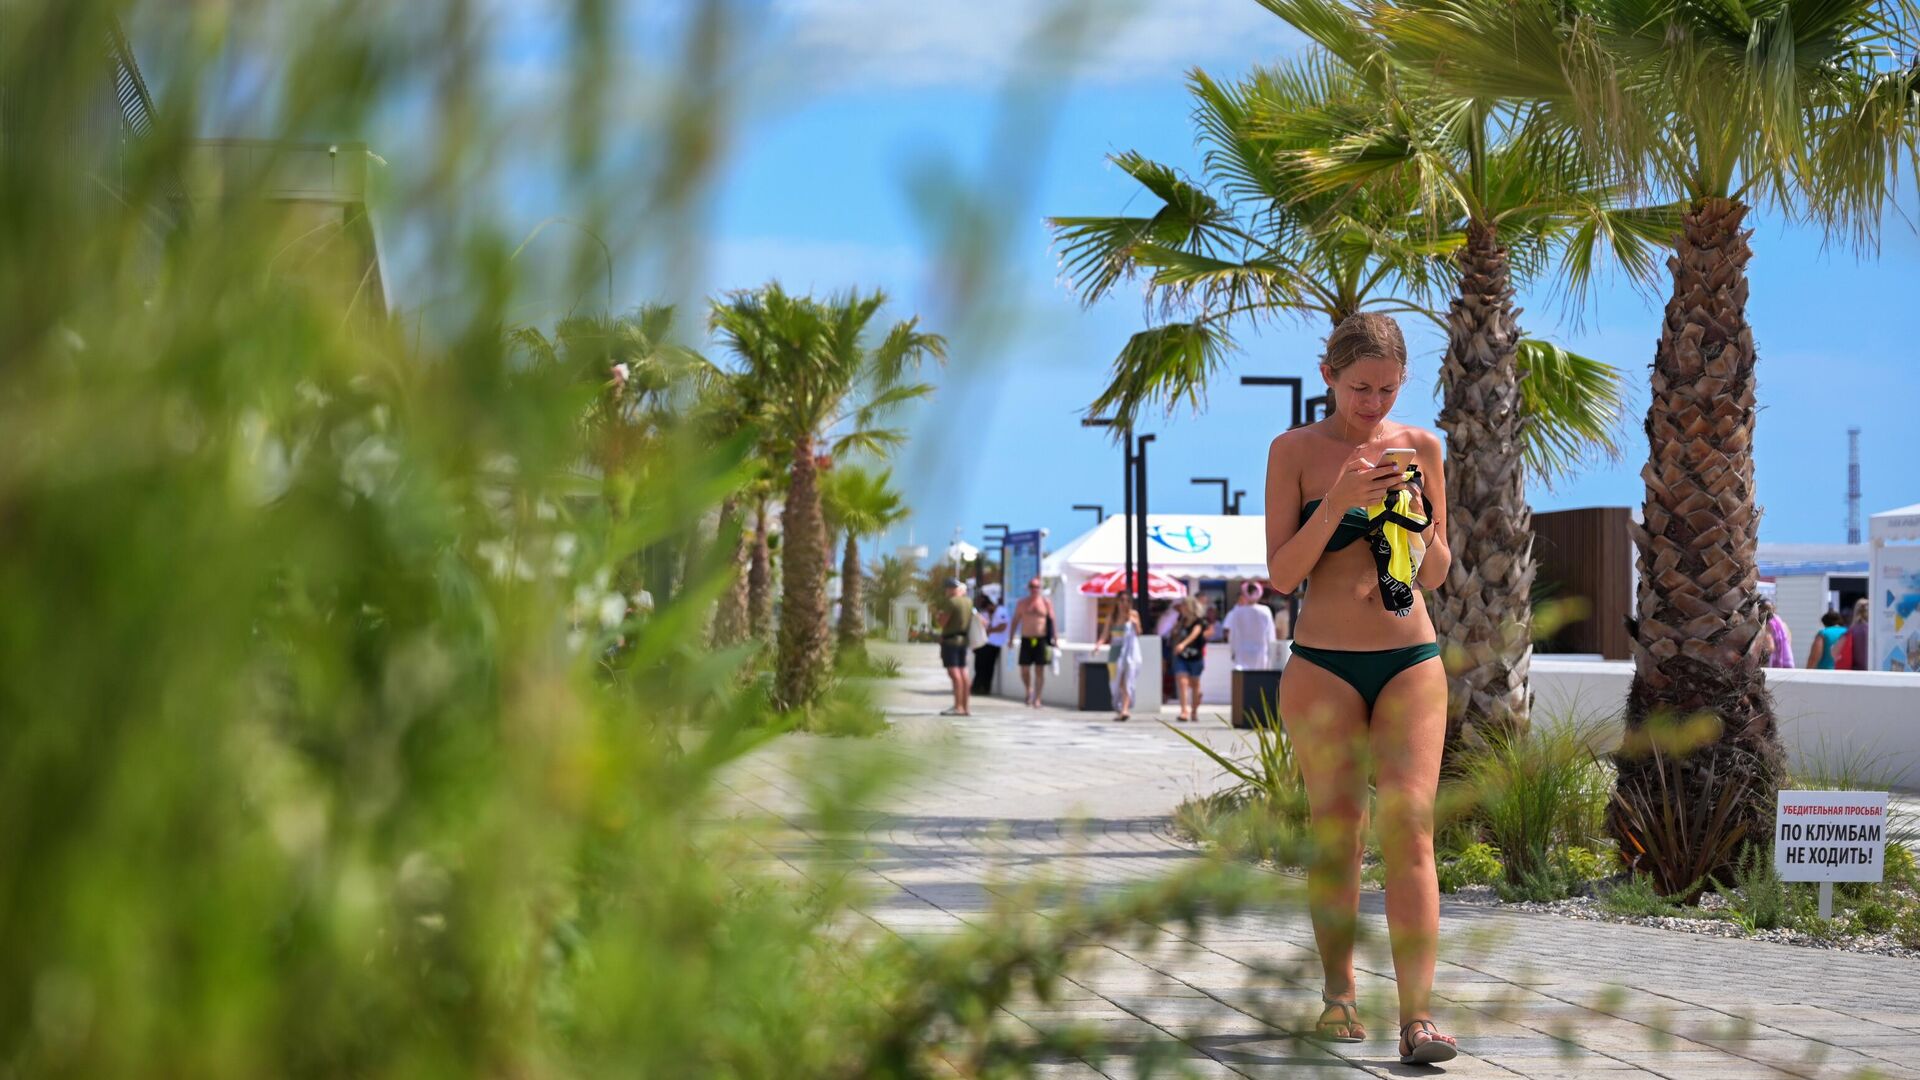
[1323,450,1406,512]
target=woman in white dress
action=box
[1101,607,1143,722]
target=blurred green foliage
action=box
[0,3,1279,1076]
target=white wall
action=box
[889,598,929,643]
[1531,658,1920,792]
[1774,575,1832,662]
[994,636,1164,715]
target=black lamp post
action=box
[1240,375,1330,429]
[1072,503,1105,524]
[1230,489,1246,516]
[1133,434,1154,627]
[1082,418,1153,627]
[1190,477,1231,515]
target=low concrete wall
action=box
[1532,658,1920,792]
[994,636,1165,715]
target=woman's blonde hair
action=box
[1322,312,1407,414]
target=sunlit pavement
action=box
[721,643,1920,1079]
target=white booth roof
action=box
[1871,503,1920,544]
[1043,514,1269,580]
[1756,543,1869,576]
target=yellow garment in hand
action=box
[1363,478,1431,616]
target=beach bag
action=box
[965,609,987,650]
[1834,632,1852,669]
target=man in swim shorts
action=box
[1009,577,1055,707]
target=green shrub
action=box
[0,6,1281,1074]
[1852,896,1898,934]
[1167,708,1312,831]
[1495,862,1584,903]
[1459,718,1611,889]
[1437,842,1504,892]
[1895,905,1920,950]
[1597,874,1685,918]
[1884,841,1918,889]
[1556,845,1611,883]
[1717,844,1792,931]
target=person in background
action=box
[1155,600,1181,704]
[1807,610,1848,670]
[934,578,974,716]
[1222,581,1279,670]
[972,593,1010,695]
[1846,597,1871,671]
[1009,577,1056,708]
[1170,597,1209,722]
[1097,606,1143,722]
[1758,598,1793,668]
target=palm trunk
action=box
[1432,220,1533,762]
[747,495,772,637]
[836,532,865,656]
[773,440,831,710]
[1607,197,1783,899]
[710,494,750,649]
[680,507,713,638]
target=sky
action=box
[685,0,1920,558]
[155,0,1920,559]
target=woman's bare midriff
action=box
[1294,542,1435,650]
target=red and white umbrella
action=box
[1077,569,1187,599]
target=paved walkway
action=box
[721,645,1920,1079]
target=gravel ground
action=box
[1436,882,1920,960]
[1172,826,1920,962]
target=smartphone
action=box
[1381,446,1418,471]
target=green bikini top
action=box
[1299,499,1373,552]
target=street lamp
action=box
[1240,374,1330,429]
[1071,503,1105,524]
[1230,489,1246,516]
[1082,417,1152,626]
[1133,434,1154,627]
[1190,476,1231,515]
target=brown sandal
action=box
[1399,1018,1458,1064]
[1310,995,1364,1043]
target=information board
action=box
[1872,547,1920,671]
[1003,530,1042,593]
[1774,790,1888,883]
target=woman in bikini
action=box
[1262,313,1458,1065]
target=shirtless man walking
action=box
[1009,577,1055,707]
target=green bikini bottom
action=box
[1287,642,1442,711]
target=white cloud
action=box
[763,0,1305,90]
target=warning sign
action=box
[1774,790,1888,883]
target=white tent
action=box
[1042,514,1270,641]
[1869,503,1920,672]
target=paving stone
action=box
[722,645,1920,1080]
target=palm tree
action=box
[692,371,764,651]
[509,305,718,607]
[1049,101,1443,430]
[866,553,917,634]
[1049,51,1633,749]
[1247,0,1675,750]
[822,464,910,658]
[747,487,775,637]
[1376,0,1918,892]
[711,285,944,711]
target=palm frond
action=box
[1086,320,1238,429]
[1516,338,1628,487]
